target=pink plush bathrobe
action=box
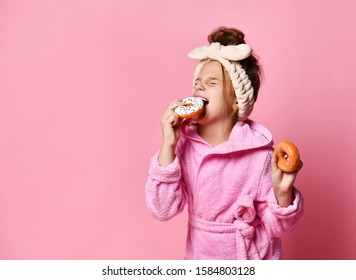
[145,120,304,259]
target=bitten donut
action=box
[175,97,207,118]
[274,140,301,173]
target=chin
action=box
[191,112,206,123]
[191,118,208,126]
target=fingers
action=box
[167,99,184,113]
[162,100,184,124]
[271,152,279,173]
[160,99,185,147]
[165,110,183,128]
[271,154,303,191]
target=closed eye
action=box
[209,81,220,86]
[208,77,221,85]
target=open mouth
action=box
[195,97,209,105]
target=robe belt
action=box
[189,195,257,259]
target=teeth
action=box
[197,97,208,103]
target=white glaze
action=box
[175,97,207,117]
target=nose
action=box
[194,80,205,91]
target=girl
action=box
[145,27,304,260]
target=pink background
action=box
[0,0,355,259]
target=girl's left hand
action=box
[271,153,303,207]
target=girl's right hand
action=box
[158,100,184,167]
[160,99,184,148]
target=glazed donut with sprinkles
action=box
[175,97,208,118]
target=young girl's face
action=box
[192,60,237,125]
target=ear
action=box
[233,101,239,112]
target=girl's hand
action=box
[158,100,184,166]
[271,153,303,207]
[161,99,184,147]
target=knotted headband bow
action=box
[188,42,255,121]
[188,42,251,61]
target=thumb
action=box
[271,152,279,173]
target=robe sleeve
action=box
[145,151,187,221]
[256,151,304,237]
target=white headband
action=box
[188,42,255,121]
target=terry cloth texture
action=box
[145,120,304,259]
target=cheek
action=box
[225,85,236,102]
[211,99,226,114]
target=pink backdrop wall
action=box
[0,0,355,259]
